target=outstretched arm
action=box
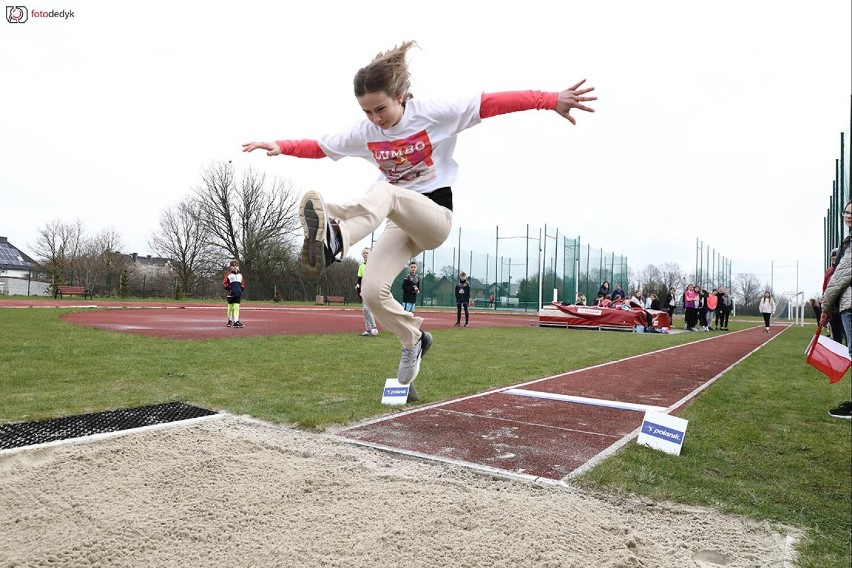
[480,80,596,125]
[242,139,327,159]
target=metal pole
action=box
[525,225,530,310]
[495,225,499,309]
[457,227,462,278]
[538,226,543,310]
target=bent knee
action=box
[361,282,392,308]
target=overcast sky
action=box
[2,0,850,299]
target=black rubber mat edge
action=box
[0,402,218,450]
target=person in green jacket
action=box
[356,247,379,336]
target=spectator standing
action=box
[809,298,822,325]
[665,287,677,321]
[356,247,379,336]
[822,199,852,419]
[717,288,733,331]
[683,284,698,331]
[823,249,844,343]
[454,272,471,327]
[759,291,775,333]
[598,280,611,298]
[223,260,245,328]
[706,288,718,329]
[402,261,420,312]
[697,289,710,331]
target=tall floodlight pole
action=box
[538,226,544,310]
[495,226,499,310]
[457,227,462,278]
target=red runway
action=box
[338,327,780,482]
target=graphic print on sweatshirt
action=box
[368,130,436,185]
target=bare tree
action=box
[659,262,685,293]
[633,264,664,296]
[733,273,764,311]
[195,161,301,299]
[72,228,125,294]
[149,198,217,296]
[31,219,84,288]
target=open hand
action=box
[555,80,596,125]
[242,141,281,156]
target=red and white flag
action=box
[805,333,852,384]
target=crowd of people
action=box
[582,281,735,334]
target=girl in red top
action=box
[706,288,718,330]
[243,41,596,388]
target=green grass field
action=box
[1,303,850,567]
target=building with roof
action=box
[0,236,50,296]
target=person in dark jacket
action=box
[401,261,419,312]
[665,287,677,320]
[648,293,661,311]
[454,272,471,327]
[716,288,733,331]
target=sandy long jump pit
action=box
[0,412,797,567]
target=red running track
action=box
[338,326,782,482]
[51,304,537,340]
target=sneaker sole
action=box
[299,191,327,278]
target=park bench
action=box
[55,286,93,300]
[324,295,348,306]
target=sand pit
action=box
[0,415,796,567]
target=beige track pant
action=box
[326,181,453,348]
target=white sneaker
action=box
[397,332,432,385]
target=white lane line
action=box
[502,388,667,413]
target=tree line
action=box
[27,160,783,310]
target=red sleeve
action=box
[222,274,230,289]
[480,91,559,119]
[822,268,834,293]
[275,139,327,159]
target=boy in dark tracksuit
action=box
[223,260,245,328]
[401,261,419,312]
[455,272,471,327]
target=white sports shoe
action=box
[397,332,432,385]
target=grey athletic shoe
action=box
[299,191,341,278]
[397,331,432,385]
